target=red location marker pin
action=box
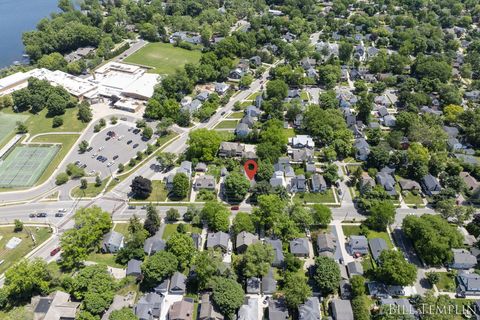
[244,159,258,180]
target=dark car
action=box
[133,129,141,134]
[37,212,47,217]
[127,140,133,145]
[86,147,93,152]
[55,212,64,217]
[29,213,36,218]
[231,206,239,210]
[50,247,61,256]
[105,136,111,141]
[133,143,139,148]
[113,155,119,160]
[221,111,226,115]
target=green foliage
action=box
[144,204,161,236]
[109,308,138,320]
[224,172,250,203]
[311,204,332,226]
[166,208,180,222]
[13,219,23,232]
[242,243,274,278]
[351,295,371,320]
[376,250,417,286]
[55,172,69,185]
[141,251,178,289]
[172,173,189,199]
[187,129,222,162]
[66,163,85,178]
[365,200,396,231]
[166,233,196,270]
[351,275,366,297]
[283,272,312,309]
[232,212,255,235]
[3,259,51,303]
[201,201,229,232]
[191,250,223,290]
[313,256,341,295]
[130,176,152,200]
[266,79,288,100]
[210,277,244,318]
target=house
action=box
[305,163,316,173]
[290,174,307,193]
[102,231,124,253]
[245,105,262,117]
[262,268,277,295]
[250,56,262,66]
[241,115,256,128]
[399,179,421,191]
[460,172,479,191]
[347,261,364,277]
[421,174,442,196]
[444,126,459,138]
[235,123,250,138]
[290,148,314,163]
[246,277,261,294]
[448,138,463,151]
[369,238,388,262]
[340,280,352,299]
[383,115,396,127]
[266,238,284,267]
[135,292,164,320]
[270,171,286,188]
[354,138,370,161]
[170,272,187,295]
[33,291,79,320]
[359,172,375,193]
[238,297,259,320]
[274,159,295,177]
[215,83,229,95]
[368,281,405,298]
[349,235,368,256]
[255,94,263,108]
[330,299,354,320]
[289,135,315,149]
[450,249,477,270]
[196,91,210,102]
[126,259,142,277]
[236,231,259,253]
[457,271,480,297]
[317,233,337,259]
[195,162,207,172]
[199,294,223,320]
[290,238,310,257]
[268,298,289,320]
[206,232,229,252]
[144,236,165,256]
[306,68,318,78]
[380,298,416,317]
[298,297,321,320]
[194,175,216,190]
[376,170,397,196]
[311,174,327,193]
[178,161,193,177]
[191,233,202,250]
[229,68,244,79]
[154,279,170,295]
[377,106,389,117]
[168,298,194,320]
[218,142,245,158]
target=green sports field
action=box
[0,145,59,187]
[0,113,28,147]
[124,42,202,75]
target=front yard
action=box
[294,189,336,204]
[342,225,394,248]
[162,223,202,240]
[144,180,168,202]
[435,272,457,292]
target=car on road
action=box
[36,212,47,217]
[81,164,87,169]
[133,143,139,148]
[91,153,98,158]
[113,155,119,160]
[107,161,115,167]
[58,208,67,212]
[221,111,226,115]
[74,160,81,166]
[29,213,36,218]
[118,135,125,141]
[86,147,93,152]
[127,140,133,145]
[105,136,111,141]
[133,129,141,134]
[55,213,64,217]
[50,247,61,256]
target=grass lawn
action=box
[240,101,251,108]
[214,120,239,129]
[195,189,217,202]
[228,112,244,119]
[246,92,260,100]
[142,180,168,202]
[294,189,336,203]
[0,226,52,274]
[86,253,124,268]
[113,223,130,237]
[0,112,29,149]
[361,255,376,277]
[435,272,456,292]
[342,225,393,248]
[403,191,424,206]
[300,91,309,101]
[124,42,202,75]
[162,223,202,240]
[284,128,296,138]
[71,179,107,198]
[30,134,80,186]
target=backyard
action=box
[124,42,202,75]
[435,272,457,292]
[293,189,336,204]
[342,225,394,248]
[162,223,202,240]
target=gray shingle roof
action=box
[290,238,309,255]
[126,259,142,276]
[298,297,321,320]
[369,238,388,262]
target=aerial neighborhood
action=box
[0,0,480,319]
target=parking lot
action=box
[71,122,152,179]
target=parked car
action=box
[127,140,133,145]
[36,212,47,217]
[50,247,61,256]
[98,146,105,151]
[133,143,139,148]
[118,135,125,141]
[113,155,119,160]
[29,213,36,218]
[105,136,111,141]
[231,206,239,210]
[58,208,67,213]
[86,147,93,152]
[55,213,64,217]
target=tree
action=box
[14,219,24,232]
[56,172,69,185]
[266,79,288,100]
[351,295,371,320]
[3,259,50,303]
[166,208,180,222]
[283,273,312,309]
[243,243,274,278]
[314,256,341,295]
[311,204,332,226]
[80,178,88,189]
[144,204,161,236]
[232,212,255,235]
[66,163,85,178]
[252,194,286,232]
[365,200,396,231]
[201,201,230,232]
[376,250,417,286]
[95,175,102,187]
[79,140,89,153]
[156,152,176,170]
[116,216,147,264]
[143,126,153,140]
[290,204,313,228]
[224,172,250,202]
[78,101,92,123]
[16,121,28,134]
[109,308,137,320]
[351,275,366,297]
[131,176,152,199]
[52,116,63,127]
[426,272,440,285]
[339,42,353,62]
[323,164,339,184]
[172,173,189,199]
[187,129,221,162]
[141,251,178,289]
[191,250,222,290]
[211,277,244,317]
[239,74,253,88]
[38,52,67,71]
[402,214,463,265]
[166,233,196,269]
[117,163,124,173]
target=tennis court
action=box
[0,112,29,146]
[0,145,59,187]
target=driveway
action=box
[331,220,354,265]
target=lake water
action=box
[0,0,59,68]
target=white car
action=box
[118,135,125,141]
[107,161,115,167]
[98,146,105,151]
[91,153,97,158]
[58,208,67,213]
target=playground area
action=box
[0,145,59,187]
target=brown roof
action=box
[169,299,194,320]
[460,172,479,190]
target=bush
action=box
[52,116,63,127]
[56,173,69,185]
